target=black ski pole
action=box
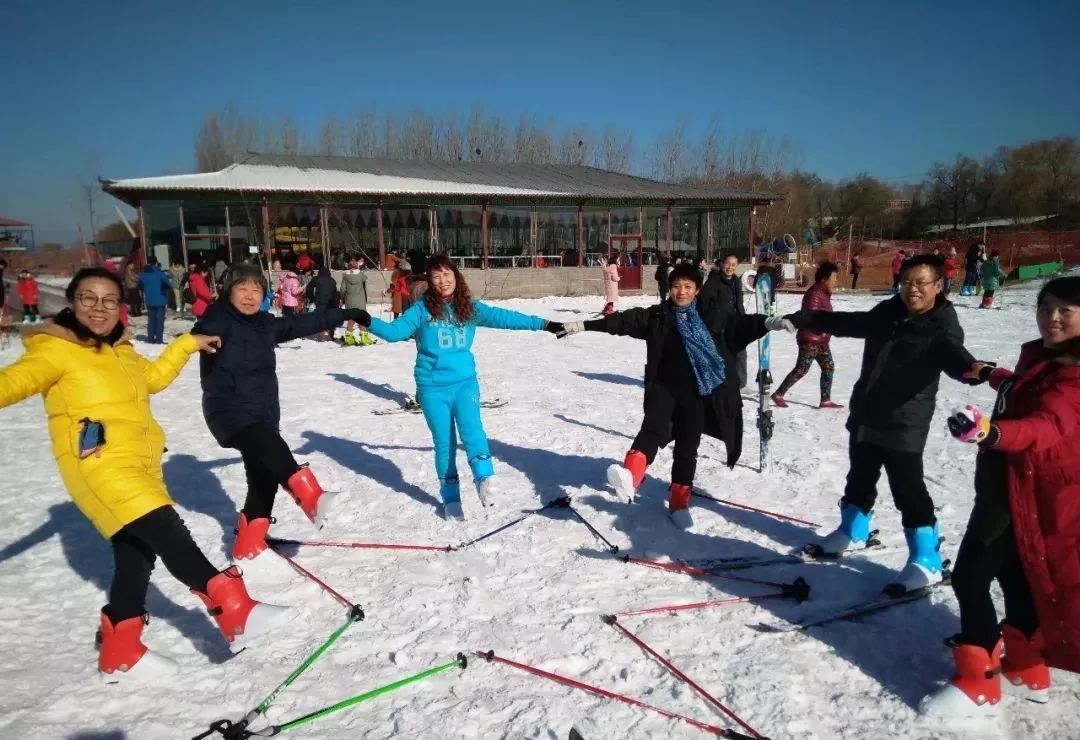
[457,496,571,549]
[566,502,619,554]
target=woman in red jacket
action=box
[942,247,960,296]
[188,264,214,318]
[17,270,40,323]
[772,261,841,409]
[921,275,1080,716]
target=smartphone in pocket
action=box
[78,418,106,459]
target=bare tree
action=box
[513,115,555,164]
[594,126,633,173]
[558,127,589,166]
[465,107,508,162]
[399,110,439,160]
[650,123,688,182]
[928,155,980,229]
[318,117,344,156]
[346,106,380,157]
[195,105,258,171]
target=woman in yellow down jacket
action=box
[0,268,292,682]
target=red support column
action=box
[748,207,758,262]
[261,201,272,265]
[481,204,490,269]
[376,205,386,269]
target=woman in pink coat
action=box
[276,270,304,316]
[601,256,621,315]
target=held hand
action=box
[961,361,996,384]
[545,320,583,338]
[192,334,222,354]
[947,405,991,443]
[764,316,796,333]
[346,309,372,326]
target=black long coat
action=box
[795,294,976,452]
[584,299,767,467]
[193,301,348,446]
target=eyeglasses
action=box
[75,293,122,310]
[900,279,938,290]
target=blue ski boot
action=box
[818,502,872,556]
[890,523,943,593]
[440,476,464,521]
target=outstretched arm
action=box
[273,308,352,344]
[793,310,874,338]
[0,347,64,408]
[473,301,547,331]
[935,319,978,382]
[139,334,200,393]
[583,307,651,341]
[367,301,424,342]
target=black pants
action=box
[952,522,1039,651]
[734,350,747,389]
[851,272,860,290]
[632,383,706,486]
[843,439,936,528]
[125,288,142,316]
[228,422,301,519]
[106,506,219,622]
[281,305,297,316]
[22,304,38,319]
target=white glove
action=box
[561,321,584,337]
[764,316,795,333]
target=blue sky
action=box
[2,0,1078,243]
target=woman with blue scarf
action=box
[559,263,793,528]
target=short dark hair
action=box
[222,263,268,298]
[814,261,840,283]
[668,263,703,288]
[900,254,944,280]
[1037,276,1080,308]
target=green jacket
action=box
[980,257,1007,292]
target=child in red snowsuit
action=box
[921,275,1080,716]
[17,270,39,323]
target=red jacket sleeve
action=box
[994,379,1080,453]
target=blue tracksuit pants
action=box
[418,377,494,503]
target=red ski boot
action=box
[770,393,788,408]
[286,465,336,525]
[232,513,271,560]
[920,639,1002,716]
[192,567,293,652]
[668,483,694,530]
[1002,625,1051,703]
[97,612,178,681]
[606,450,648,500]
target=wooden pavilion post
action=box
[664,203,673,256]
[178,203,189,269]
[319,206,330,267]
[481,204,490,269]
[136,203,149,265]
[376,206,386,269]
[706,211,714,263]
[748,207,758,262]
[261,201,272,265]
[577,204,585,266]
[224,204,232,263]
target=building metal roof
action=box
[0,217,31,227]
[103,153,777,208]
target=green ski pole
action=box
[247,653,468,738]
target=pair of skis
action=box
[754,270,775,472]
[372,397,508,416]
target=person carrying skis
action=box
[193,264,371,559]
[16,269,40,323]
[365,254,563,520]
[0,268,291,681]
[771,261,841,409]
[921,275,1080,715]
[790,254,994,591]
[979,250,1007,309]
[557,263,794,529]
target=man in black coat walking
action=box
[792,254,992,592]
[305,266,340,341]
[700,253,748,388]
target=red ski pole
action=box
[602,615,765,739]
[691,492,820,529]
[620,556,811,601]
[268,537,455,552]
[269,543,357,611]
[615,592,789,618]
[475,651,763,739]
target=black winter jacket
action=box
[305,269,339,311]
[584,299,767,467]
[193,301,357,445]
[794,294,977,452]
[700,270,746,319]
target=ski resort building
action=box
[102,154,776,296]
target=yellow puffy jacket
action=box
[0,323,199,538]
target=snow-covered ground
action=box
[1,284,1077,740]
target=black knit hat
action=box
[222,263,268,297]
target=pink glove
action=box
[947,405,991,443]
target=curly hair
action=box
[423,254,475,324]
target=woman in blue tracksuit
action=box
[366,254,563,520]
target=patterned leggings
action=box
[776,343,834,402]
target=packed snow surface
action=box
[1,283,1077,739]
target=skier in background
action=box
[194,264,370,559]
[890,249,907,295]
[771,261,842,409]
[16,269,40,323]
[365,254,563,521]
[979,251,1007,309]
[557,263,793,529]
[790,254,995,592]
[921,275,1080,715]
[0,267,291,680]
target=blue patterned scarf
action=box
[673,300,726,395]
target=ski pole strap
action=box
[566,504,619,553]
[476,650,755,738]
[688,492,820,528]
[601,615,767,739]
[250,653,469,737]
[267,537,455,552]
